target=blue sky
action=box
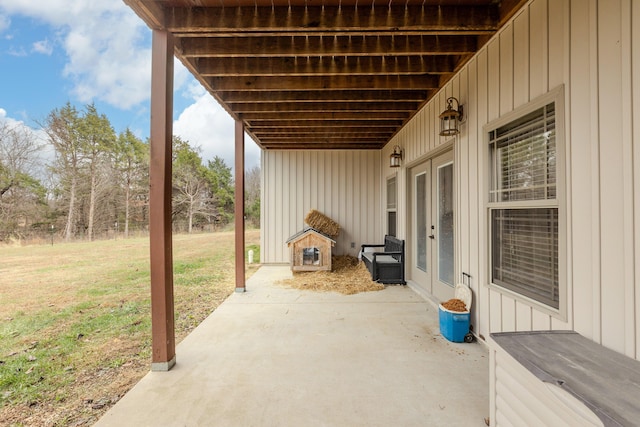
[0,1,260,170]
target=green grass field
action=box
[0,230,260,426]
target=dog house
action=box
[286,228,336,272]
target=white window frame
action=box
[484,86,567,320]
[386,175,397,237]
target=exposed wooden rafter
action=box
[178,35,479,57]
[220,90,430,103]
[164,5,499,34]
[207,75,440,91]
[195,56,460,76]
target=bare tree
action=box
[0,122,45,239]
[0,123,42,197]
[42,103,82,241]
[172,137,208,233]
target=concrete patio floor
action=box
[95,266,489,427]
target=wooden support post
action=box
[149,30,176,371]
[235,119,246,292]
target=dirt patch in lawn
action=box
[278,255,385,295]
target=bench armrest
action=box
[371,251,402,257]
[361,244,385,249]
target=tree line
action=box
[0,102,260,243]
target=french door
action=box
[409,151,455,301]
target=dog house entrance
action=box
[303,247,321,266]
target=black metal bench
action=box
[361,235,405,284]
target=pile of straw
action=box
[304,209,340,239]
[279,255,384,295]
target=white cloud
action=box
[32,38,52,55]
[174,59,190,96]
[0,108,48,145]
[0,0,153,109]
[7,46,26,56]
[0,13,9,33]
[173,93,261,171]
[183,78,208,101]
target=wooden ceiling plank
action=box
[252,136,396,144]
[197,55,458,76]
[255,137,395,142]
[165,5,499,33]
[246,119,403,127]
[231,101,418,112]
[240,111,410,120]
[221,90,429,103]
[260,143,383,150]
[177,30,495,38]
[252,128,397,136]
[259,136,386,142]
[179,35,478,57]
[208,75,439,91]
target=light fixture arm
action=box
[446,97,464,121]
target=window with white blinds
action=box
[491,208,558,308]
[488,102,559,310]
[489,103,556,203]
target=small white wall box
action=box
[286,227,336,272]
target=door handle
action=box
[428,234,435,239]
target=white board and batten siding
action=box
[260,150,381,264]
[381,0,640,425]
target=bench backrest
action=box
[384,235,404,260]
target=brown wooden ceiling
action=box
[124,0,527,150]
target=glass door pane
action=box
[437,163,454,286]
[416,172,427,272]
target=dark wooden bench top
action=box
[491,330,640,427]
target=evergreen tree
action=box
[204,156,234,226]
[114,129,148,238]
[78,103,116,240]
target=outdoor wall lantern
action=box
[390,145,402,168]
[439,97,464,136]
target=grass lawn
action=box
[0,229,260,427]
